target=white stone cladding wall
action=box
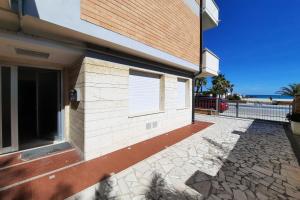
[67,63,85,157]
[76,56,192,160]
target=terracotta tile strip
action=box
[0,146,74,169]
[0,153,22,169]
[0,150,82,188]
[0,121,213,200]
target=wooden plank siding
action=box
[294,96,300,114]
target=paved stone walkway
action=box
[68,115,300,200]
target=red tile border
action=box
[0,145,74,169]
[0,121,213,200]
[0,149,81,188]
[0,153,23,169]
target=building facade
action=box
[0,0,219,160]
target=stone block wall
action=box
[65,62,86,157]
[68,56,192,160]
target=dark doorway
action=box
[1,67,12,148]
[18,67,61,150]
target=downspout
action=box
[17,0,23,33]
[9,0,23,31]
[17,0,23,16]
[192,0,203,123]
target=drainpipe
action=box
[192,0,203,123]
[8,0,23,31]
[17,0,23,16]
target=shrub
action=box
[227,94,241,101]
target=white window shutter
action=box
[177,79,187,108]
[129,71,161,114]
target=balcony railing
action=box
[200,49,219,77]
[202,0,219,30]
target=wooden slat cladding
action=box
[294,96,300,114]
[81,0,200,65]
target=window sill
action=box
[176,107,190,111]
[128,111,164,118]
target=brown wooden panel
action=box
[294,96,300,114]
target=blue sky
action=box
[204,0,300,95]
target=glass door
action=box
[0,66,18,154]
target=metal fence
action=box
[220,101,292,122]
[195,97,293,122]
[195,97,218,111]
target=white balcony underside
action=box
[200,49,219,77]
[202,0,219,30]
[199,67,218,77]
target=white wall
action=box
[203,0,219,23]
[23,0,199,72]
[69,56,192,160]
[65,62,85,159]
[202,49,219,77]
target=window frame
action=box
[128,69,164,117]
[176,78,190,109]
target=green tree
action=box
[210,74,229,98]
[229,83,234,94]
[195,77,207,94]
[276,84,300,97]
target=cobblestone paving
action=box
[69,115,300,200]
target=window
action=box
[129,70,161,115]
[177,78,188,109]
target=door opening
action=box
[18,67,61,150]
[0,66,18,154]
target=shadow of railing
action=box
[184,119,299,199]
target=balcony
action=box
[200,49,219,77]
[202,0,219,30]
[0,0,19,31]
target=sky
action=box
[204,0,300,95]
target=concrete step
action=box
[0,143,82,190]
[0,142,74,169]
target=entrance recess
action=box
[0,66,62,154]
[0,66,18,154]
[18,67,62,150]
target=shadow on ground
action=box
[94,174,116,200]
[93,173,200,200]
[185,120,300,199]
[4,120,298,200]
[91,120,300,200]
[144,173,199,200]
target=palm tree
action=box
[276,84,300,97]
[211,74,228,98]
[195,77,207,94]
[224,80,231,96]
[229,84,234,94]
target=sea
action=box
[244,95,293,100]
